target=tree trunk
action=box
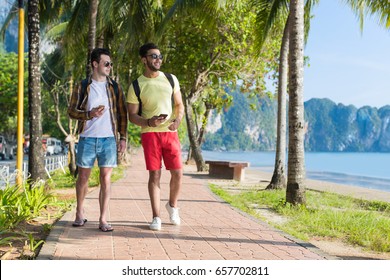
[86,0,99,78]
[266,15,290,190]
[186,147,194,164]
[66,77,78,176]
[198,106,211,146]
[96,33,104,48]
[27,0,46,182]
[66,135,77,175]
[184,99,206,171]
[186,105,211,165]
[286,0,306,204]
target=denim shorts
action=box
[76,137,117,168]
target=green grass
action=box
[210,184,390,253]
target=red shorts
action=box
[141,132,182,171]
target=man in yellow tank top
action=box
[127,43,185,231]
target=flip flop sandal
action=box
[72,218,87,227]
[99,224,114,232]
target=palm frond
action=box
[304,0,319,45]
[45,22,68,41]
[342,0,390,30]
[0,0,19,42]
[252,0,289,51]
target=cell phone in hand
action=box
[158,114,168,119]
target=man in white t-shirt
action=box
[68,48,127,232]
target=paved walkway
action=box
[37,150,335,260]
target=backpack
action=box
[80,78,119,101]
[132,72,174,116]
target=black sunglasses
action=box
[147,54,163,60]
[103,61,113,67]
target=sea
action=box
[202,151,390,193]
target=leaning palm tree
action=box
[253,0,289,189]
[268,14,290,190]
[253,0,317,190]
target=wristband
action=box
[147,118,151,127]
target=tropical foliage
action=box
[1,0,390,203]
[0,50,28,139]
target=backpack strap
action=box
[78,79,89,109]
[163,72,175,111]
[110,79,119,99]
[163,72,174,91]
[132,79,142,116]
[81,79,89,93]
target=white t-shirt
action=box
[80,79,114,138]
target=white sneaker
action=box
[149,217,161,231]
[165,202,181,225]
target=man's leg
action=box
[75,167,91,221]
[99,167,113,226]
[148,169,162,218]
[164,168,182,226]
[168,169,182,208]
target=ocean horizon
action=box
[201,150,390,193]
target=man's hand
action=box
[148,115,167,127]
[168,119,180,131]
[118,139,126,153]
[90,105,105,118]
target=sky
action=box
[304,0,390,108]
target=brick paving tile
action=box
[37,150,333,260]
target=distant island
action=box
[203,89,390,152]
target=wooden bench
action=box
[205,160,250,181]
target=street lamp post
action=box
[16,0,25,185]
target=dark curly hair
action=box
[139,43,159,57]
[90,48,111,66]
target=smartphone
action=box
[158,114,168,119]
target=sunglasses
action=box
[103,61,113,67]
[147,54,163,60]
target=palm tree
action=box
[253,0,289,189]
[267,14,289,190]
[27,0,46,181]
[286,0,306,204]
[86,0,99,78]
